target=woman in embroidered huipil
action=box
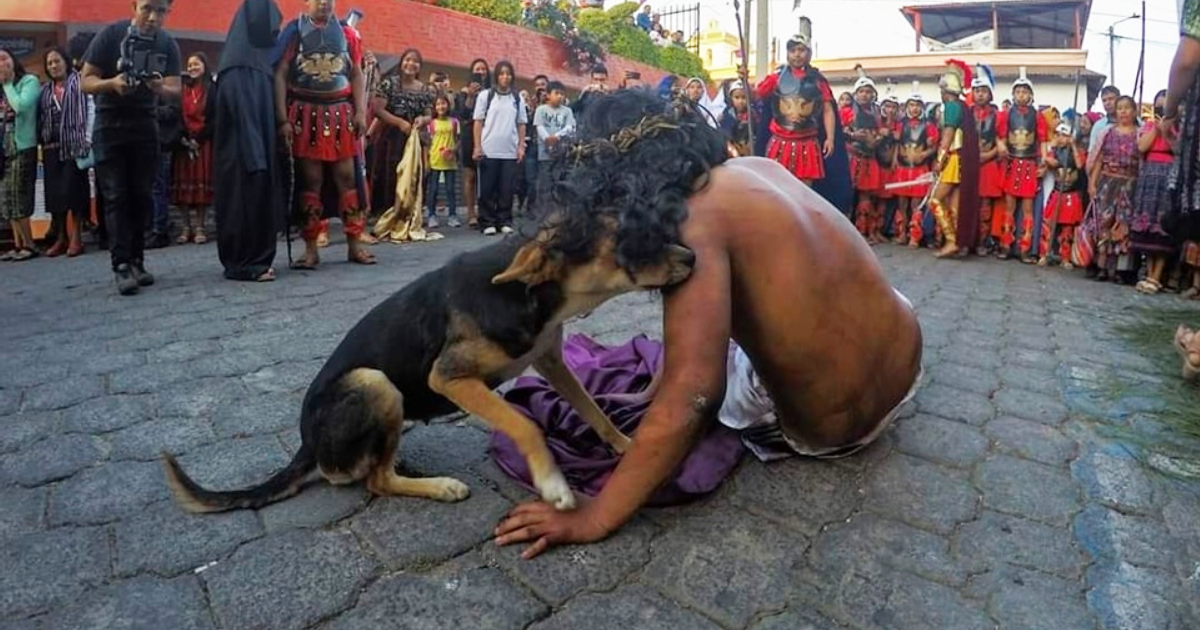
[38,46,91,258]
[173,53,215,244]
[0,47,41,262]
[1087,96,1140,283]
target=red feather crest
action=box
[944,58,972,88]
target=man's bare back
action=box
[494,91,922,559]
[684,156,923,450]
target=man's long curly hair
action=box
[530,88,729,272]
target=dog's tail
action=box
[160,445,316,514]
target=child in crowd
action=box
[534,80,576,175]
[1040,122,1086,268]
[719,80,755,157]
[426,94,462,228]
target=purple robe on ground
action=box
[492,334,746,507]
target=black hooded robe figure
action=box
[213,0,283,281]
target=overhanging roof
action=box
[901,0,1092,49]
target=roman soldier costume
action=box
[844,66,884,238]
[1041,122,1086,264]
[999,66,1047,261]
[930,59,981,258]
[876,91,900,200]
[277,11,367,246]
[754,16,833,183]
[1001,68,1045,200]
[969,64,1004,253]
[892,81,939,245]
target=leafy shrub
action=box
[436,0,522,25]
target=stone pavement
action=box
[2,230,1200,630]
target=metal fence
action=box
[655,3,701,56]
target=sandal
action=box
[255,267,276,282]
[193,229,208,245]
[348,248,377,265]
[11,249,37,262]
[177,228,192,245]
[289,251,319,270]
[1182,287,1200,300]
[1136,278,1162,295]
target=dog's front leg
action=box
[429,368,576,511]
[533,333,632,455]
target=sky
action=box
[638,0,1181,104]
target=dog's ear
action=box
[492,243,561,285]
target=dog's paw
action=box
[429,477,471,502]
[535,470,576,511]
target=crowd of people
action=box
[1,0,1196,301]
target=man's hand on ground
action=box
[494,495,609,559]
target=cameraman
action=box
[81,0,181,296]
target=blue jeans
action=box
[426,169,458,218]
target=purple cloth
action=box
[491,334,746,507]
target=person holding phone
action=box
[455,58,490,228]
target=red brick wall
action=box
[42,0,668,90]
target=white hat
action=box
[1055,121,1072,135]
[853,64,876,93]
[788,16,813,49]
[1013,66,1034,93]
[728,80,746,93]
[906,80,924,105]
[970,63,995,92]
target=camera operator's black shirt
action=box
[83,20,182,146]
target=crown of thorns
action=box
[567,97,698,162]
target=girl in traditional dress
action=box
[38,46,91,258]
[0,48,40,262]
[1131,90,1178,294]
[173,53,215,244]
[370,48,432,221]
[1087,96,1141,283]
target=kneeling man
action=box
[496,90,923,558]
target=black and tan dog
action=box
[161,230,694,513]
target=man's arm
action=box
[81,62,120,96]
[496,222,733,559]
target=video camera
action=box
[117,26,169,89]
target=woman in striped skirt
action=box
[0,48,41,262]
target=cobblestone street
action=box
[2,231,1199,630]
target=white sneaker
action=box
[447,216,462,228]
[500,225,514,234]
[427,216,440,229]
[483,227,498,236]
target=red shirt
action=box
[996,104,1048,146]
[1142,120,1174,162]
[281,20,364,99]
[181,83,207,137]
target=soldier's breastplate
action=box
[774,70,819,132]
[289,18,352,96]
[899,121,927,167]
[1054,147,1081,192]
[976,107,997,152]
[1007,107,1038,159]
[848,104,879,155]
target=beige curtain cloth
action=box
[373,130,443,243]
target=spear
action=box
[731,0,754,155]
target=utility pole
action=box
[1105,13,1139,88]
[755,0,770,79]
[743,0,753,78]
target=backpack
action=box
[482,88,521,132]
